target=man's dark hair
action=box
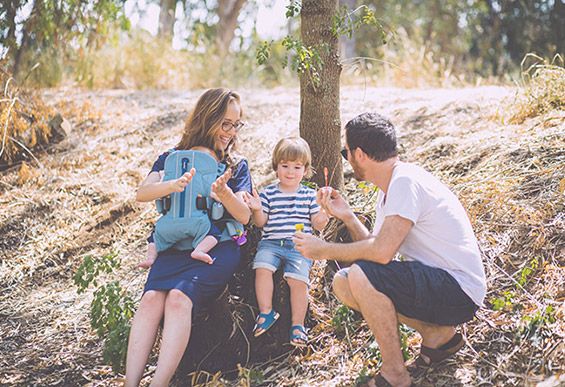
[345,112,398,161]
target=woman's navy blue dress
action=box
[143,152,252,310]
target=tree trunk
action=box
[177,227,298,381]
[4,0,20,59]
[300,0,343,190]
[158,0,176,40]
[215,0,246,56]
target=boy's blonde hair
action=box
[272,137,313,178]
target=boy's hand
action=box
[243,189,262,211]
[169,168,195,192]
[316,187,353,221]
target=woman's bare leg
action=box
[125,290,167,387]
[150,289,193,386]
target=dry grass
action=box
[0,62,55,168]
[74,29,193,89]
[508,54,565,124]
[341,29,475,89]
[0,86,563,386]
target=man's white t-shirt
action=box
[372,162,486,306]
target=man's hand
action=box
[293,232,329,260]
[243,189,262,211]
[211,168,233,201]
[317,187,354,221]
[169,168,195,192]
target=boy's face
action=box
[276,160,305,188]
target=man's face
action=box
[343,144,366,181]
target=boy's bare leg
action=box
[191,235,217,264]
[254,268,275,333]
[287,277,309,343]
[138,242,158,269]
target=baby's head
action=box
[272,137,313,179]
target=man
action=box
[293,113,486,387]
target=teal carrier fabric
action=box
[153,150,242,252]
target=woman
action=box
[125,88,252,386]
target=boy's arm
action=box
[243,190,268,227]
[311,209,329,231]
[251,207,268,228]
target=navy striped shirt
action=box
[260,183,320,240]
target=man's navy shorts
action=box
[347,260,479,326]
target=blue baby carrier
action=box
[153,150,242,252]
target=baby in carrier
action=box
[138,148,226,268]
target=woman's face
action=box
[213,101,242,152]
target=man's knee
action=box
[347,264,370,291]
[332,269,349,300]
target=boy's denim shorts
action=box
[253,238,312,284]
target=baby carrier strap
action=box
[156,150,226,216]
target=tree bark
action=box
[178,227,297,380]
[300,0,343,190]
[4,0,20,59]
[215,0,247,56]
[158,0,176,40]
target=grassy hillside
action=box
[0,85,563,386]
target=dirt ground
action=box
[0,86,563,386]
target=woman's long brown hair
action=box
[177,88,242,163]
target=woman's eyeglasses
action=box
[221,120,245,132]
[341,147,349,160]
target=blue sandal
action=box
[253,309,280,337]
[289,325,308,347]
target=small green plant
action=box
[256,41,272,66]
[399,324,413,361]
[516,257,539,287]
[285,0,302,18]
[366,340,381,362]
[74,252,120,292]
[237,364,265,386]
[332,5,384,41]
[491,290,517,312]
[73,252,135,373]
[281,36,323,86]
[331,304,357,335]
[520,305,556,341]
[354,366,372,386]
[301,180,318,190]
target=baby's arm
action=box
[243,189,268,227]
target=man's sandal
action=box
[359,373,414,387]
[253,309,280,337]
[289,325,308,347]
[408,332,465,371]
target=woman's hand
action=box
[317,187,354,221]
[169,168,195,193]
[211,168,233,202]
[243,189,262,211]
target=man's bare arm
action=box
[294,215,413,264]
[341,212,372,241]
